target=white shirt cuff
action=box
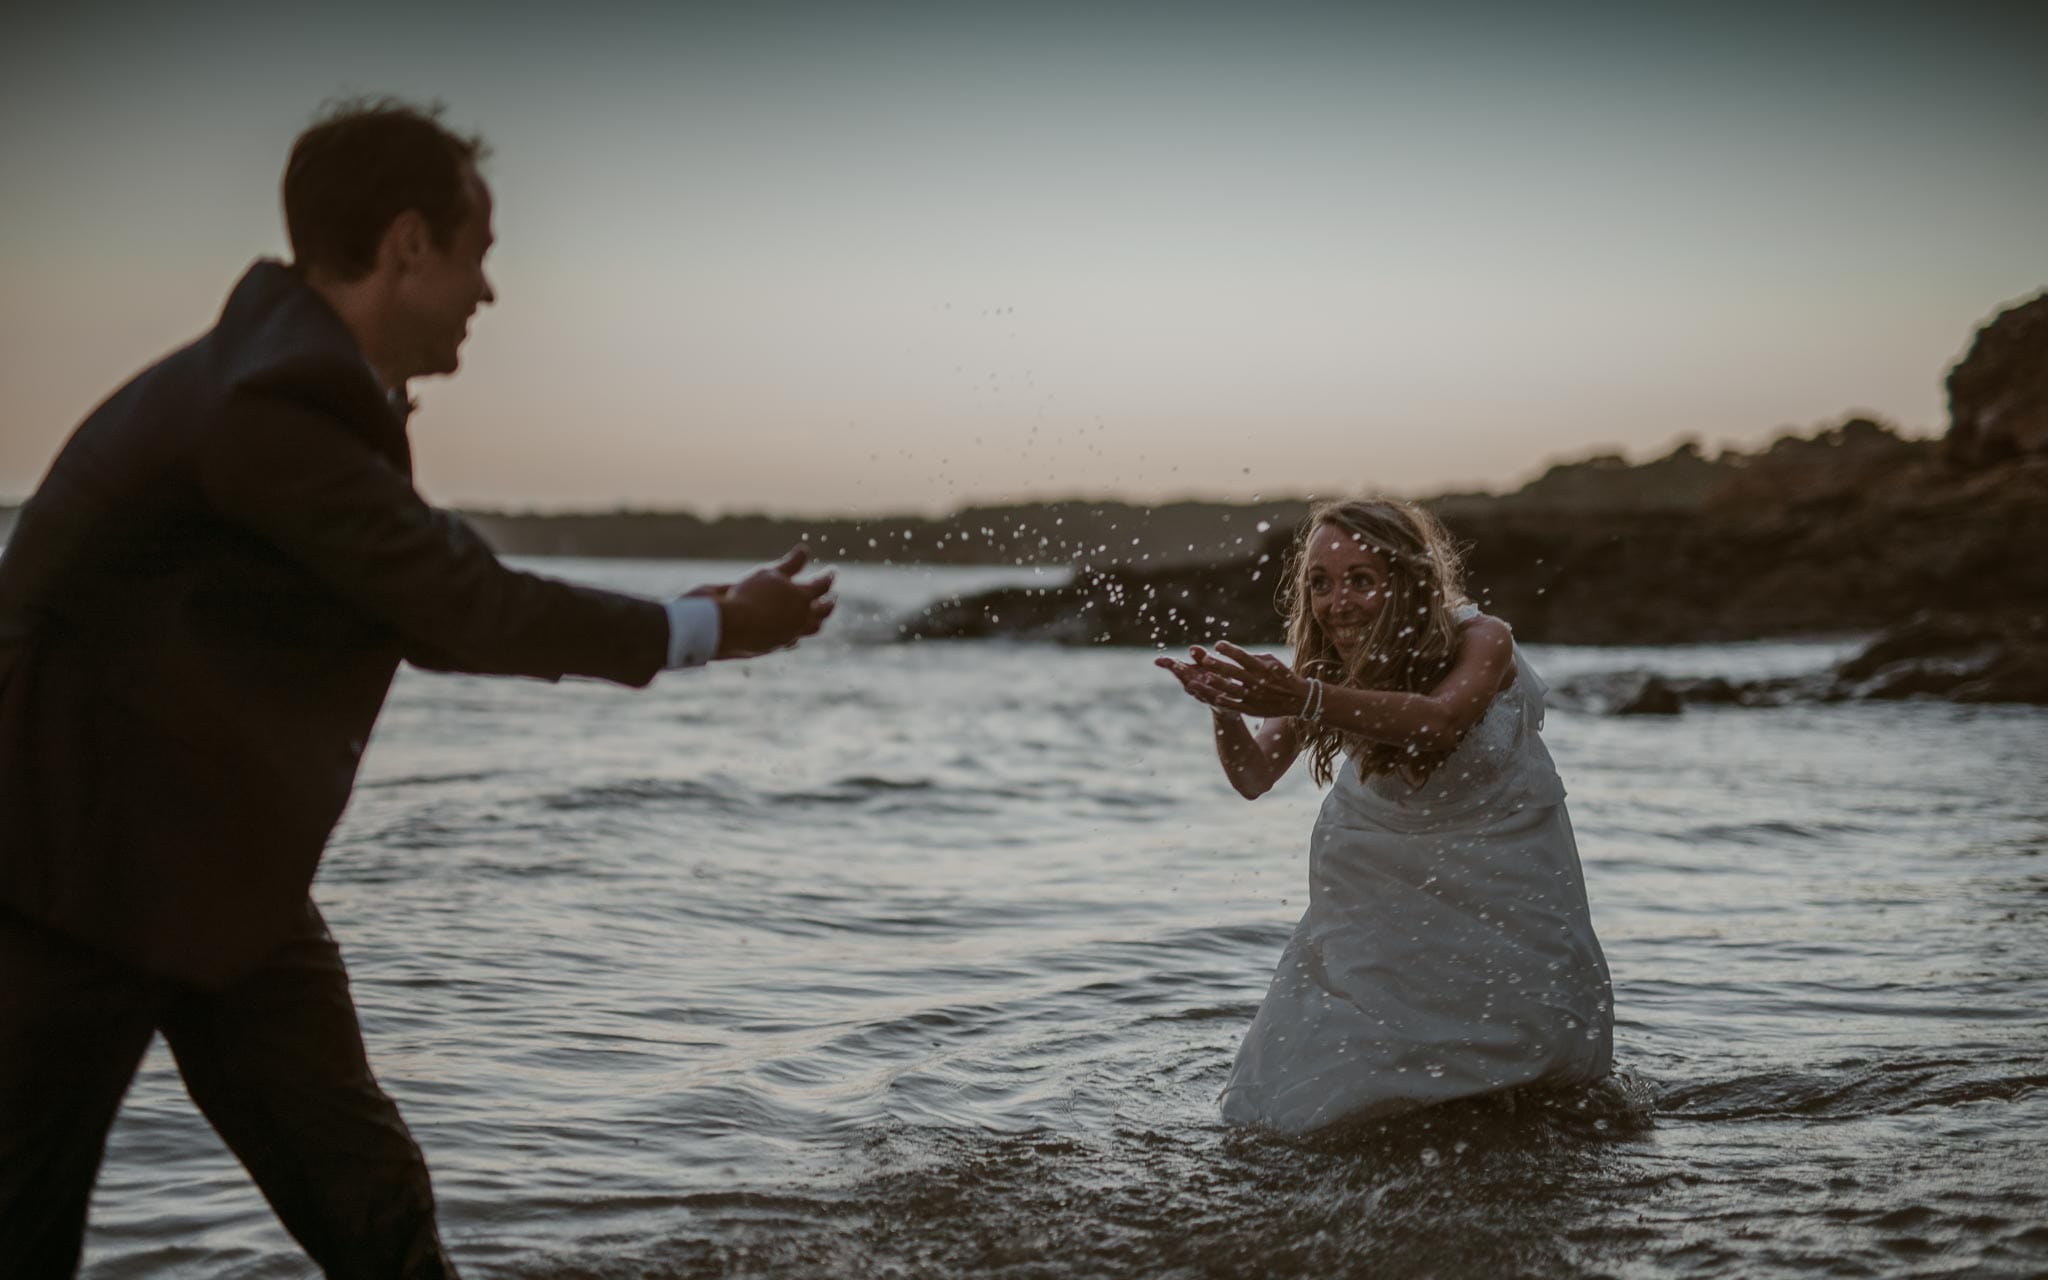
[662,596,721,669]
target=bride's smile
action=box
[1304,526,1389,658]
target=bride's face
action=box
[1304,525,1390,661]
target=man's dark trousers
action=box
[0,901,455,1278]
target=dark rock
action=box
[1493,438,1726,514]
[898,585,1092,643]
[1845,655,1996,700]
[1545,671,1639,715]
[1547,670,1687,715]
[1954,651,2048,704]
[1614,674,1684,716]
[1834,611,2004,681]
[1947,290,2048,467]
[1831,610,2048,705]
[1389,611,2044,714]
[1666,676,1742,704]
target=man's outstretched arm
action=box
[204,395,835,682]
[205,395,659,684]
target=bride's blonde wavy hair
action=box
[1283,498,1470,786]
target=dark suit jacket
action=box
[0,261,671,984]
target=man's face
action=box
[394,165,496,380]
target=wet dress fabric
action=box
[1219,630,1614,1134]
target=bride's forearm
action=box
[1314,684,1457,753]
[1211,709,1291,799]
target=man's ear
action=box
[378,209,431,277]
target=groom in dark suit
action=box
[0,100,833,1277]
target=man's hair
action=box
[283,97,488,281]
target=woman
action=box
[1158,498,1613,1134]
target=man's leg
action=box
[0,910,161,1279]
[161,901,457,1280]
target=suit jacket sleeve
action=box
[198,392,669,686]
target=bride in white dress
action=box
[1157,498,1612,1135]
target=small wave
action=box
[1101,920,1299,959]
[541,777,756,813]
[751,775,1179,820]
[836,773,938,793]
[1674,818,1876,846]
[1276,1071,1658,1155]
[498,1187,829,1219]
[358,768,503,790]
[773,774,940,805]
[1659,1053,2048,1121]
[779,1082,1655,1280]
[1144,1003,1264,1024]
[539,771,1077,817]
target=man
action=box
[0,99,833,1277]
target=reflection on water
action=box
[81,561,2048,1278]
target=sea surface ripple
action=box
[81,560,2048,1278]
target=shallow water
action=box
[81,560,2048,1278]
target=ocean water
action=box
[78,560,2048,1278]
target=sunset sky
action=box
[4,2,2043,515]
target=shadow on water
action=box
[510,1077,1656,1280]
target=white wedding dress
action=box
[1219,622,1613,1134]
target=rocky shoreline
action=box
[1549,612,2048,712]
[896,289,2048,708]
[895,447,2048,640]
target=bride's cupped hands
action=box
[1156,642,1309,717]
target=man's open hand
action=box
[714,546,836,659]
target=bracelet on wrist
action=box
[1299,677,1325,724]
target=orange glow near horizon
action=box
[3,5,2040,516]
